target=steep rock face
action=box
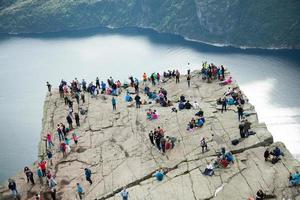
[0,70,299,199]
[0,0,299,49]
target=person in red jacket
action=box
[39,161,47,177]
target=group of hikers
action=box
[202,147,234,176]
[186,107,205,131]
[6,64,299,200]
[148,127,177,154]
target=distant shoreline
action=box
[1,26,299,51]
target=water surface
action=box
[0,28,299,182]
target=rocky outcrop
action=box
[1,70,299,199]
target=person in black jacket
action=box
[8,179,19,198]
[134,94,141,108]
[66,115,73,130]
[74,113,80,127]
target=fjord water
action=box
[0,28,299,182]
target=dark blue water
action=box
[0,28,299,182]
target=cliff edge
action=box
[1,70,299,199]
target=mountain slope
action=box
[0,0,299,49]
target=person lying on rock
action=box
[219,76,233,86]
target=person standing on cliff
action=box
[74,112,80,127]
[84,168,93,185]
[46,81,52,95]
[187,74,191,87]
[76,183,84,200]
[24,167,35,185]
[66,114,73,130]
[175,70,180,83]
[39,160,47,177]
[221,97,227,113]
[47,149,53,166]
[121,187,129,200]
[46,133,55,149]
[112,97,117,111]
[149,130,155,146]
[134,94,141,108]
[8,179,19,199]
[237,105,244,121]
[36,166,44,185]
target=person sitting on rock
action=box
[166,136,177,149]
[180,94,186,102]
[271,146,284,159]
[151,110,158,120]
[192,101,200,109]
[154,169,165,181]
[289,171,300,186]
[196,117,205,127]
[184,101,192,109]
[219,158,229,168]
[187,118,196,131]
[146,109,152,120]
[269,146,284,164]
[179,101,185,110]
[195,109,204,117]
[203,162,214,176]
[256,189,265,200]
[225,151,234,164]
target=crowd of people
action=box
[5,64,298,200]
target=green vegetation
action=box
[0,0,299,48]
